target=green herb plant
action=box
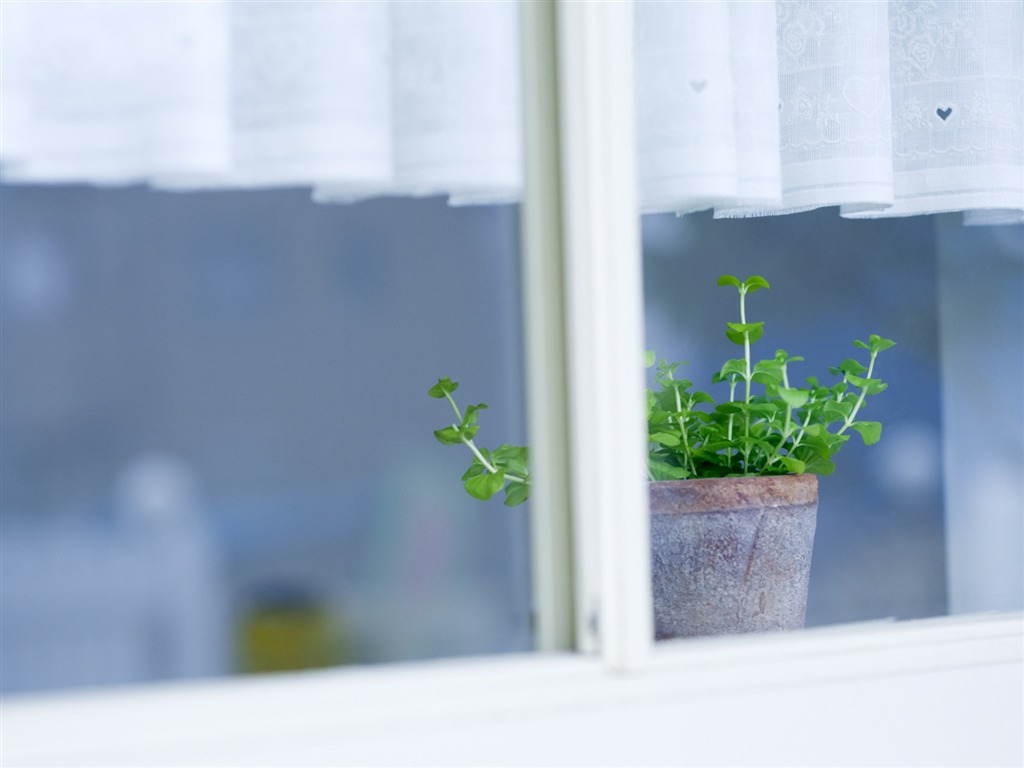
[648,275,894,480]
[431,275,894,506]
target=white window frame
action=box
[4,2,1022,765]
[521,0,651,666]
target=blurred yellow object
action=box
[238,590,342,674]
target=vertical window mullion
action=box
[519,0,577,652]
[557,0,653,669]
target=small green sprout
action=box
[428,377,530,506]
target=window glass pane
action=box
[935,217,1024,613]
[641,210,1006,629]
[0,187,533,694]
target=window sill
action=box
[4,612,1021,766]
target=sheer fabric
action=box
[634,1,783,215]
[0,1,521,205]
[846,1,1024,222]
[1,0,1021,223]
[635,0,1023,224]
[0,3,232,184]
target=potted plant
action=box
[429,275,894,639]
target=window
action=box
[3,3,1021,764]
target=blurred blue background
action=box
[1,187,533,694]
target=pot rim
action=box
[649,473,818,515]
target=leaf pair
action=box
[462,443,532,506]
[432,401,486,446]
[717,275,770,293]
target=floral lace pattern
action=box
[1,1,1020,222]
[638,0,1022,222]
[842,0,1024,219]
[764,0,895,214]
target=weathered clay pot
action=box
[650,474,818,640]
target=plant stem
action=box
[764,362,792,468]
[673,384,697,476]
[791,412,808,452]
[444,391,463,424]
[740,286,752,469]
[838,349,878,435]
[740,288,752,406]
[726,378,738,470]
[458,433,528,484]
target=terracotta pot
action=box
[650,474,818,640]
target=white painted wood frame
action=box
[521,0,652,666]
[519,0,577,654]
[555,0,653,668]
[4,614,1021,766]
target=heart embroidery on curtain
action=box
[841,77,886,117]
[936,106,953,121]
[689,79,707,93]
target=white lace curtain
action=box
[0,1,523,206]
[2,1,1022,224]
[635,0,1024,225]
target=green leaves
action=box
[856,334,897,354]
[460,444,532,505]
[430,378,531,506]
[829,359,867,377]
[849,421,882,445]
[650,431,681,447]
[643,276,894,480]
[716,358,747,380]
[433,276,893,505]
[720,276,769,348]
[503,481,530,507]
[777,387,810,409]
[431,386,486,446]
[464,469,505,501]
[744,276,770,293]
[433,426,464,445]
[428,377,458,399]
[717,275,770,293]
[726,321,764,346]
[717,275,743,289]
